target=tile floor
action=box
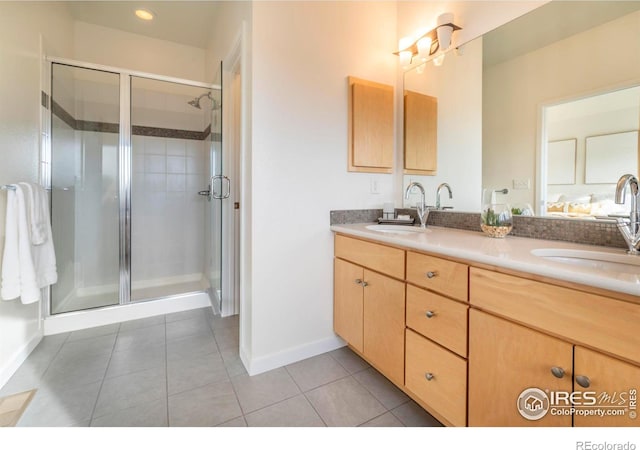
[0,307,442,427]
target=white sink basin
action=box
[531,248,640,276]
[365,225,428,235]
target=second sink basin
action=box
[365,225,429,235]
[531,248,640,276]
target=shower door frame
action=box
[43,56,221,317]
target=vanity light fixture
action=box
[135,8,155,21]
[395,12,461,68]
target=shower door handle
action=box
[198,186,212,201]
[211,175,231,200]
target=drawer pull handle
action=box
[355,279,362,285]
[426,271,438,279]
[576,375,591,388]
[550,366,565,378]
[425,372,435,381]
[361,281,369,287]
[425,310,435,319]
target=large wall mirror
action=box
[402,1,640,219]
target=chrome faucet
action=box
[614,174,640,254]
[436,183,453,210]
[404,181,429,228]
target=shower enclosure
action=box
[46,59,223,315]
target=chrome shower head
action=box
[188,91,218,110]
[187,97,202,109]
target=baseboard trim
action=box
[0,331,43,391]
[245,335,346,376]
[44,292,211,335]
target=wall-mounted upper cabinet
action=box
[404,90,437,175]
[348,76,394,173]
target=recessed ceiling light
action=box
[135,8,155,21]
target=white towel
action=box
[19,182,48,245]
[1,183,57,304]
[1,187,21,300]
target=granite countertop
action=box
[330,223,640,298]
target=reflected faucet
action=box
[404,182,429,228]
[436,183,453,210]
[614,174,640,254]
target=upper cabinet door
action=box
[404,90,437,175]
[348,77,394,173]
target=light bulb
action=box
[436,12,455,51]
[417,37,433,60]
[399,51,413,67]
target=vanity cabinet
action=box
[334,235,405,385]
[334,234,469,425]
[332,230,640,427]
[469,267,640,427]
[347,77,394,174]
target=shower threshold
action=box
[44,290,212,335]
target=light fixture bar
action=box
[394,23,462,58]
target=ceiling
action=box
[67,1,219,49]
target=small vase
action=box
[481,203,513,238]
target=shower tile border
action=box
[45,91,217,142]
[330,208,627,249]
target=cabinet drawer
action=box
[406,285,468,357]
[470,267,640,363]
[335,234,405,279]
[405,329,467,426]
[406,251,468,301]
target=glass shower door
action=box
[50,63,121,314]
[204,67,223,311]
[130,77,214,301]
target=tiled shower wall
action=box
[131,135,207,285]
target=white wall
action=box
[0,1,74,387]
[73,21,207,82]
[483,10,640,210]
[246,1,398,374]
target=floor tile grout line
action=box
[300,391,328,427]
[37,331,73,382]
[283,365,328,427]
[86,325,120,426]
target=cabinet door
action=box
[404,90,437,175]
[334,258,364,353]
[574,346,640,427]
[468,310,573,426]
[363,269,405,386]
[348,77,393,173]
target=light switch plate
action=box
[512,178,530,190]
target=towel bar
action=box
[1,185,16,191]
